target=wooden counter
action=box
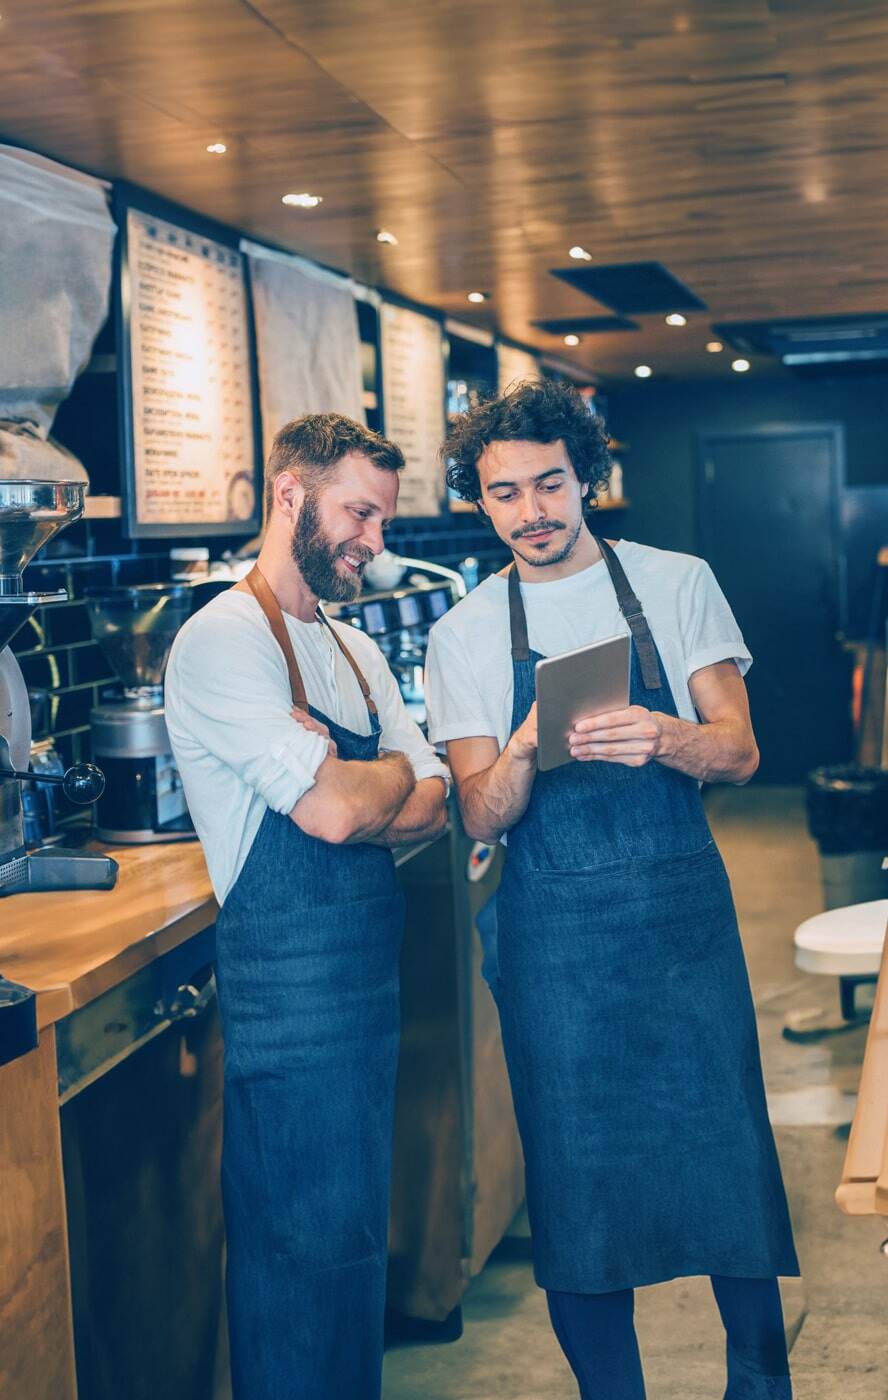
[0,840,217,1029]
[0,839,220,1400]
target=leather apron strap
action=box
[245,565,377,717]
[594,537,662,690]
[318,610,379,718]
[507,539,662,690]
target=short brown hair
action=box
[443,379,611,512]
[265,413,404,513]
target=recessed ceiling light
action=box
[706,340,724,353]
[665,313,687,327]
[206,142,227,155]
[376,229,399,245]
[563,334,581,346]
[467,291,488,303]
[282,192,323,208]
[731,358,751,373]
[634,364,653,379]
[569,246,592,261]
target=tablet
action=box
[535,634,631,772]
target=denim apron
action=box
[495,539,799,1294]
[214,567,405,1398]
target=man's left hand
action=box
[568,707,669,766]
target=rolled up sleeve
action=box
[165,612,329,814]
[682,560,752,681]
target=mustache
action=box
[511,519,566,541]
[334,543,374,565]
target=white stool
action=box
[795,899,888,976]
[786,900,888,1037]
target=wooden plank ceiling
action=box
[3,0,888,380]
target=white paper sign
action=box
[127,209,258,529]
[380,303,446,517]
[245,242,365,463]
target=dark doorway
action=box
[698,425,852,782]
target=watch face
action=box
[226,471,256,522]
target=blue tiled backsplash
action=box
[14,512,508,776]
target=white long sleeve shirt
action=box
[165,589,447,903]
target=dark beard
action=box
[291,495,369,602]
[511,514,583,568]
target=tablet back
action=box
[535,633,630,772]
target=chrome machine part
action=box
[0,478,117,895]
[0,478,85,598]
[90,698,172,758]
[86,585,195,843]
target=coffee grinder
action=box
[0,479,117,895]
[87,584,194,843]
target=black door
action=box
[698,425,852,782]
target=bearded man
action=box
[165,414,447,1399]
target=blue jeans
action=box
[546,1276,792,1399]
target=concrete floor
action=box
[383,787,888,1400]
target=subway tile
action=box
[50,688,97,734]
[7,611,45,653]
[116,556,162,585]
[71,643,117,685]
[67,560,114,597]
[18,651,70,691]
[46,603,92,646]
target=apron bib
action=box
[495,539,799,1293]
[215,567,405,1399]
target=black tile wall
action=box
[10,554,171,786]
[11,516,506,790]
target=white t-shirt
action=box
[165,589,448,903]
[424,540,752,751]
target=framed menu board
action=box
[380,301,446,517]
[116,188,262,537]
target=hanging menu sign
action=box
[380,303,445,517]
[122,206,260,536]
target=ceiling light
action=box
[706,340,724,353]
[569,246,592,261]
[206,142,227,155]
[563,334,581,346]
[731,358,751,373]
[634,364,653,379]
[376,229,398,245]
[665,313,687,327]
[467,291,488,304]
[282,192,323,208]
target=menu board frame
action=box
[114,184,263,539]
[378,294,449,520]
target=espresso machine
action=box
[87,584,194,843]
[0,480,117,895]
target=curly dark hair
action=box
[443,378,611,512]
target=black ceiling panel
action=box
[532,315,640,334]
[549,261,707,314]
[713,312,888,377]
